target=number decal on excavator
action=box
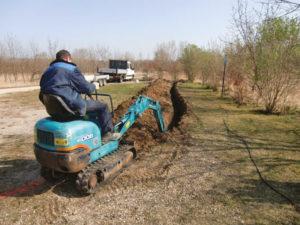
[77,134,94,142]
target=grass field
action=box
[179,82,300,224]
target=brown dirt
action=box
[113,79,187,151]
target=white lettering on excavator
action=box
[77,134,93,142]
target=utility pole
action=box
[221,54,227,98]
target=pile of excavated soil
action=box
[113,79,186,151]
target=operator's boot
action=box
[102,132,122,142]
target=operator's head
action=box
[56,49,72,63]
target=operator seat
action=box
[41,94,80,121]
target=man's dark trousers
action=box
[86,100,113,135]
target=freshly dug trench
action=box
[113,79,188,151]
[168,82,187,130]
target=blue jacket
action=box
[40,60,96,116]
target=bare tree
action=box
[270,0,300,15]
[0,41,7,81]
[226,41,249,105]
[154,41,180,79]
[47,39,59,58]
[29,41,41,81]
[95,45,111,61]
[5,34,24,81]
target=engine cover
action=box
[34,117,102,172]
[34,117,101,152]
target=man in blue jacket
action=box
[40,50,119,140]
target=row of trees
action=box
[0,37,224,84]
[0,38,128,82]
[150,41,224,89]
[0,0,299,113]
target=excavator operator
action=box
[39,49,120,140]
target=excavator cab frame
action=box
[84,91,114,117]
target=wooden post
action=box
[221,54,227,98]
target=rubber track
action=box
[76,145,134,194]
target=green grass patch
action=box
[97,83,147,108]
[179,82,212,90]
[178,83,300,224]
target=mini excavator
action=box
[34,91,166,194]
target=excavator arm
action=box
[114,95,166,135]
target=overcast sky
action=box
[0,0,260,58]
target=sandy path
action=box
[0,86,40,95]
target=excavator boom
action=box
[114,95,166,135]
